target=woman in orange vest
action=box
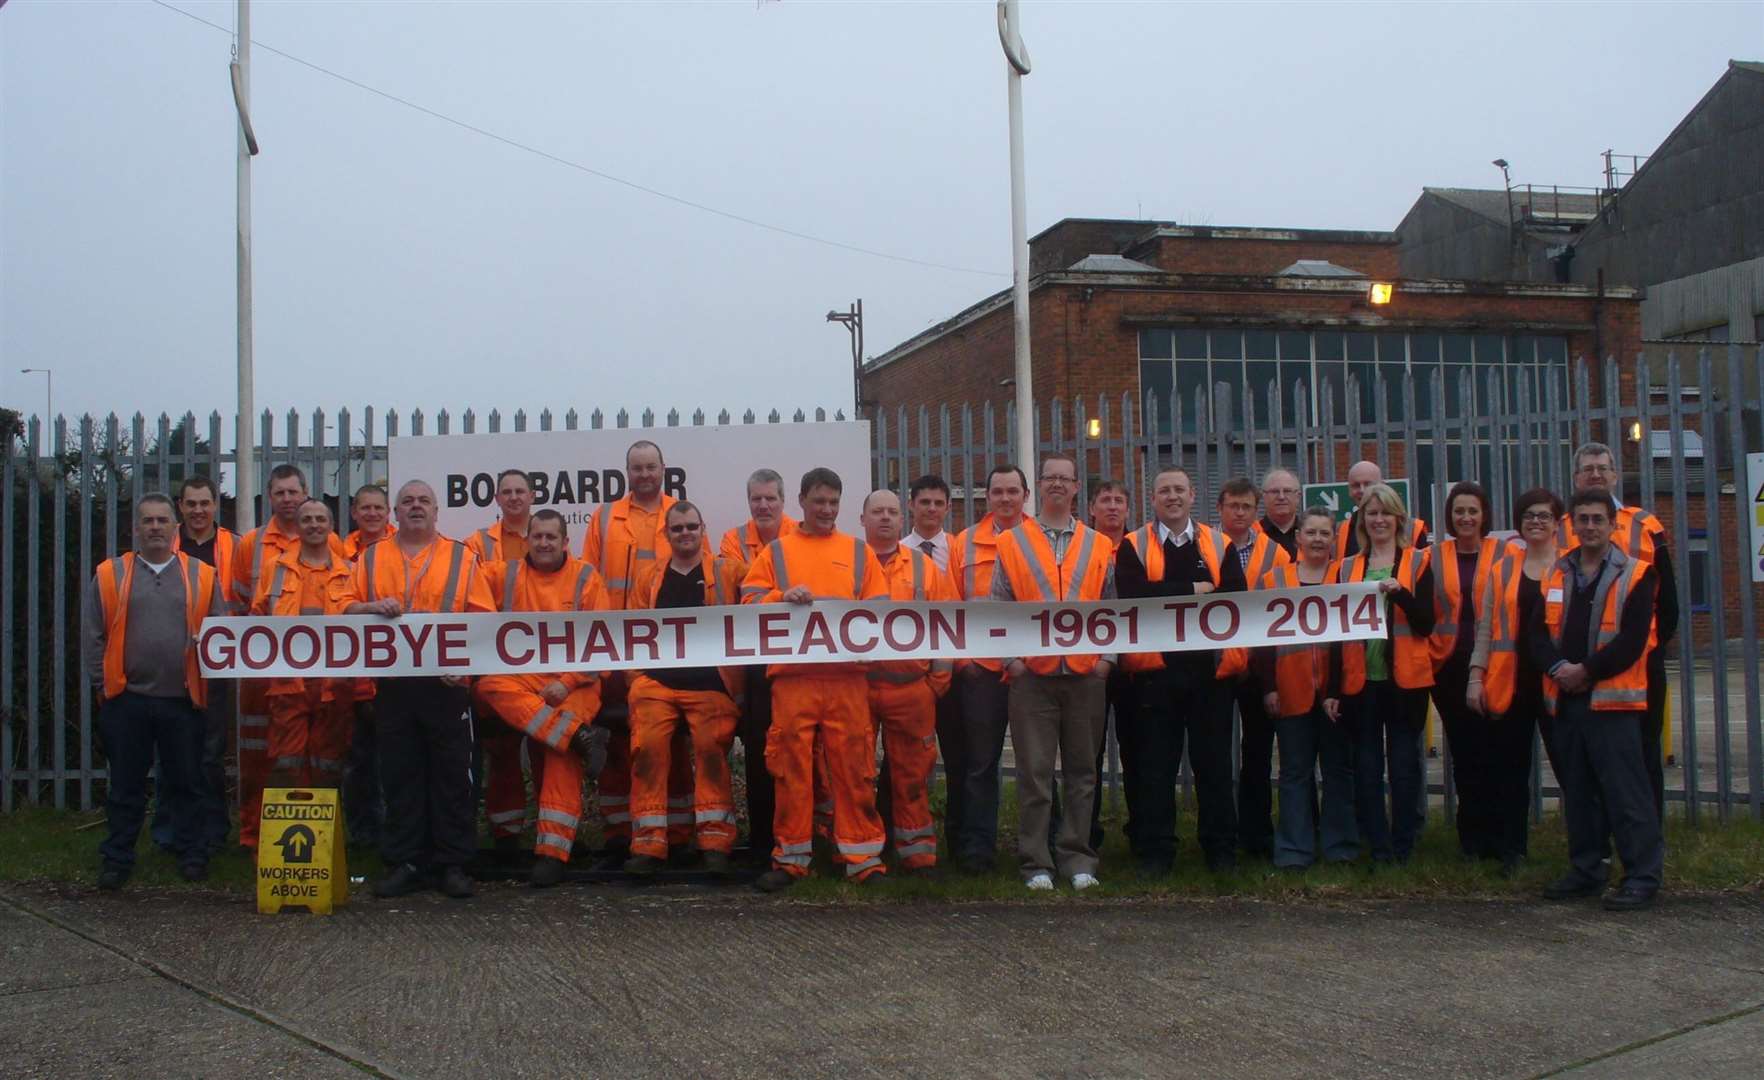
[1337,482,1436,865]
[1469,488,1563,874]
[1255,508,1358,869]
[1428,481,1508,862]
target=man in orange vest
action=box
[1559,440,1677,819]
[861,489,957,876]
[1531,490,1663,911]
[742,467,890,892]
[232,464,347,850]
[342,483,395,560]
[1335,460,1428,559]
[477,509,613,887]
[341,482,393,848]
[466,469,537,852]
[250,498,355,790]
[346,480,496,899]
[83,494,224,889]
[626,501,745,875]
[1217,476,1293,860]
[719,467,793,863]
[992,453,1118,891]
[947,464,1028,874]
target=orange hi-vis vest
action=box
[1541,550,1652,715]
[719,516,796,566]
[234,517,347,614]
[950,513,1015,673]
[171,527,239,604]
[343,525,396,561]
[1335,515,1428,561]
[1259,562,1334,718]
[631,554,746,699]
[1427,536,1505,669]
[253,547,355,700]
[1558,504,1665,563]
[351,535,494,614]
[868,547,958,693]
[1119,521,1230,677]
[739,529,888,679]
[466,519,528,564]
[486,555,608,690]
[994,519,1113,677]
[1220,530,1292,680]
[93,553,219,707]
[1476,546,1528,717]
[583,493,677,608]
[1338,547,1434,694]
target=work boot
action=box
[1601,885,1658,912]
[178,860,209,883]
[439,865,475,899]
[700,850,733,877]
[373,862,426,898]
[572,725,610,778]
[754,869,797,893]
[592,843,630,872]
[623,854,666,876]
[1542,872,1605,901]
[529,856,565,889]
[96,864,130,892]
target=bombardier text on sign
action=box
[198,582,1387,678]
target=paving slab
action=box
[1560,1004,1764,1078]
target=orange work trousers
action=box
[476,710,529,841]
[868,676,939,869]
[598,674,694,850]
[476,676,598,862]
[266,692,352,789]
[627,676,740,859]
[768,674,885,880]
[237,680,272,848]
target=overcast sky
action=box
[3,0,1758,432]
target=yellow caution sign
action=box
[257,787,348,915]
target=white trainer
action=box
[1025,872,1054,891]
[1071,873,1100,891]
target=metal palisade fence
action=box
[4,348,1762,821]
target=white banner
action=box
[386,422,873,541]
[197,582,1386,677]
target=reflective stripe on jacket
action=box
[1541,550,1651,715]
[93,553,218,707]
[994,519,1112,677]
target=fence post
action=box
[1728,345,1764,821]
[52,418,68,809]
[1699,349,1733,821]
[1665,351,1699,822]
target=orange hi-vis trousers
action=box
[627,675,740,859]
[266,691,352,789]
[867,675,939,869]
[477,713,530,841]
[768,674,886,880]
[237,680,272,848]
[599,674,693,850]
[475,676,598,863]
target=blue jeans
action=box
[149,681,231,854]
[99,692,206,869]
[1348,681,1427,862]
[1274,707,1359,868]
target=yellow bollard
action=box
[257,787,348,915]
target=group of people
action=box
[84,437,1673,910]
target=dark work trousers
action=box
[1490,700,1538,861]
[1436,661,1500,858]
[932,684,966,854]
[954,666,1011,861]
[377,677,475,870]
[99,691,206,870]
[1347,680,1428,863]
[1555,696,1665,893]
[740,668,776,856]
[344,699,384,846]
[1643,650,1667,820]
[1234,679,1276,857]
[1273,706,1359,868]
[1126,668,1235,867]
[1088,669,1133,851]
[150,679,232,855]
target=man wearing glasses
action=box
[1558,442,1676,818]
[1256,468,1302,558]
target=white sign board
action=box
[388,422,873,540]
[1749,452,1764,584]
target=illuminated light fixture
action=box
[1086,417,1103,439]
[1628,421,1644,443]
[1368,282,1395,305]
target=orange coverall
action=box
[250,547,355,788]
[465,523,533,844]
[868,547,956,870]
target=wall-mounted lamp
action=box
[1368,282,1395,306]
[1086,417,1103,440]
[1627,421,1644,443]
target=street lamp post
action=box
[998,0,1035,485]
[826,300,864,417]
[18,368,51,424]
[232,0,261,532]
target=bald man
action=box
[1335,461,1428,559]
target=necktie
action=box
[919,539,936,556]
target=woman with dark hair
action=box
[1468,487,1565,874]
[1429,481,1507,862]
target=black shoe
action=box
[96,864,130,891]
[623,854,666,876]
[957,853,993,876]
[373,862,427,898]
[1542,873,1606,901]
[439,865,475,899]
[898,863,940,882]
[592,844,630,872]
[700,851,733,876]
[1601,885,1657,912]
[529,856,565,889]
[178,860,208,883]
[1135,860,1174,878]
[1205,852,1238,874]
[572,725,610,778]
[754,869,797,893]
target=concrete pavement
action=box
[2,883,1761,1078]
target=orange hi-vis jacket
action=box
[1475,546,1528,716]
[583,494,676,608]
[719,516,796,566]
[171,527,240,605]
[1428,535,1506,669]
[93,553,220,707]
[1558,504,1666,563]
[349,534,495,615]
[343,525,396,561]
[466,519,528,564]
[949,513,1015,673]
[1219,529,1292,679]
[994,519,1114,677]
[1119,521,1236,677]
[1541,551,1653,715]
[485,555,608,691]
[868,547,957,696]
[1335,515,1428,561]
[1338,547,1435,694]
[631,554,747,699]
[251,547,356,700]
[739,529,888,678]
[1259,562,1335,718]
[234,517,348,614]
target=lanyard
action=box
[400,542,438,611]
